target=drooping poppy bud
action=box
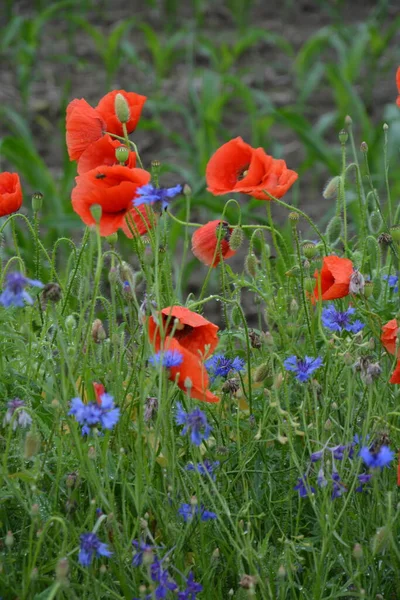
[191,220,236,267]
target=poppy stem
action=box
[263,192,328,255]
[166,211,201,228]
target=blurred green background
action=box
[0,0,399,267]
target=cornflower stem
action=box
[340,140,348,256]
[292,224,315,352]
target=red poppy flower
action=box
[71,165,152,237]
[159,337,219,403]
[390,359,400,384]
[206,137,298,200]
[66,99,106,161]
[0,172,23,217]
[148,306,219,358]
[93,382,106,404]
[77,135,136,175]
[381,319,399,355]
[191,220,236,267]
[313,256,353,302]
[396,67,400,108]
[96,90,147,137]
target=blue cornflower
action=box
[186,459,220,480]
[178,572,203,600]
[284,356,323,382]
[360,445,394,468]
[331,471,347,499]
[78,532,112,567]
[205,354,245,382]
[383,273,399,292]
[294,476,315,498]
[356,473,372,492]
[132,540,154,567]
[150,559,177,598]
[175,402,211,446]
[0,272,43,308]
[69,395,120,435]
[134,183,183,211]
[178,503,217,522]
[149,349,183,369]
[329,444,347,460]
[321,305,364,334]
[3,398,32,429]
[310,450,324,462]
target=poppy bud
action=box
[245,253,258,277]
[24,431,41,460]
[349,270,365,294]
[119,261,135,285]
[338,129,348,144]
[345,115,352,125]
[372,277,381,300]
[360,141,368,153]
[253,362,271,383]
[65,315,76,332]
[369,211,382,234]
[91,318,106,343]
[5,531,14,547]
[323,177,341,200]
[114,93,130,124]
[115,145,130,164]
[303,242,318,259]
[390,225,400,243]
[106,232,118,247]
[326,216,342,246]
[32,191,43,212]
[290,298,299,314]
[90,203,102,224]
[304,277,315,293]
[229,227,244,251]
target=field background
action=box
[1,0,400,316]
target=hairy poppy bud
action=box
[24,431,41,460]
[349,270,365,294]
[114,93,130,124]
[304,277,315,293]
[369,211,382,234]
[65,315,76,332]
[338,129,348,144]
[253,362,271,383]
[115,145,130,164]
[245,253,258,277]
[390,225,400,242]
[326,216,342,246]
[322,176,341,200]
[32,191,43,212]
[91,318,106,343]
[229,227,244,251]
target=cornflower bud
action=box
[222,378,240,394]
[32,191,43,212]
[360,141,368,153]
[114,93,130,124]
[239,575,257,589]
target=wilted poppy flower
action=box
[71,165,152,237]
[66,99,106,161]
[390,359,400,384]
[0,172,23,217]
[192,220,236,267]
[157,337,219,403]
[206,137,298,200]
[313,256,353,302]
[381,319,399,355]
[96,90,147,137]
[396,67,400,108]
[148,305,219,358]
[77,135,136,175]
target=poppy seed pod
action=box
[115,145,130,164]
[192,220,236,267]
[31,191,43,212]
[390,225,400,243]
